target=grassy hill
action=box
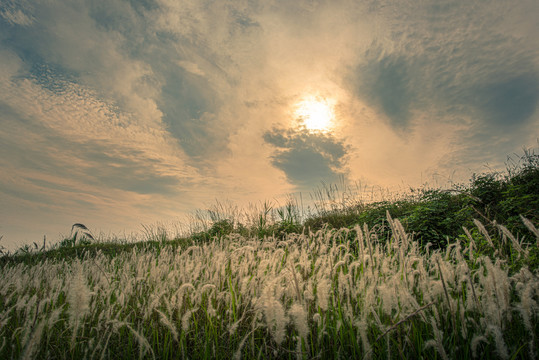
[0,152,538,359]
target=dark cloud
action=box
[354,54,417,129]
[158,69,227,161]
[264,128,349,188]
[76,145,181,195]
[0,180,54,206]
[352,42,538,135]
[348,0,538,140]
[469,74,539,127]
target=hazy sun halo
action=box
[295,97,335,132]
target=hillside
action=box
[0,152,538,359]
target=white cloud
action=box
[0,49,23,79]
[10,0,163,128]
[177,61,205,76]
[0,70,195,177]
[0,1,34,26]
[1,8,33,26]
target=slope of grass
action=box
[0,151,538,359]
[1,215,538,359]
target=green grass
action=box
[0,151,538,359]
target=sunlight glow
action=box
[295,97,335,132]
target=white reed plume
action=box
[21,319,45,360]
[520,215,539,245]
[110,320,155,360]
[155,309,178,342]
[68,263,91,347]
[487,325,509,360]
[259,284,288,346]
[289,303,309,351]
[513,266,539,358]
[233,326,259,360]
[473,219,494,248]
[316,277,331,311]
[357,318,372,360]
[174,283,195,310]
[471,335,488,358]
[498,224,526,257]
[423,317,448,360]
[182,307,198,333]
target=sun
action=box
[295,96,335,132]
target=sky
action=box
[1,0,538,250]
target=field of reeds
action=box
[1,152,538,359]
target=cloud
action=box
[264,128,349,189]
[0,48,23,79]
[346,0,538,172]
[469,74,539,127]
[0,71,197,184]
[155,65,228,162]
[0,50,206,245]
[177,61,205,76]
[0,1,34,26]
[354,54,417,129]
[1,0,163,128]
[1,0,538,250]
[352,41,538,131]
